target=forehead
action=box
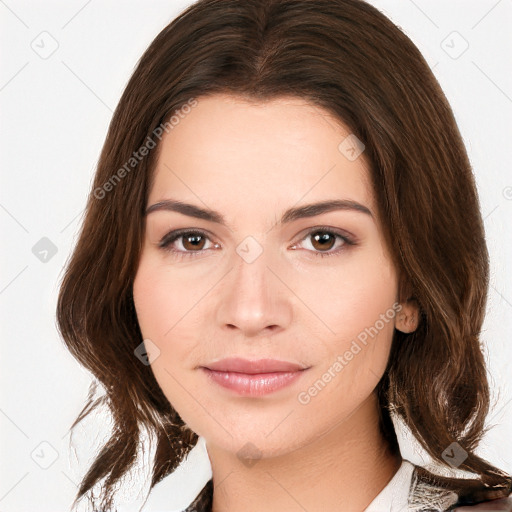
[150,94,375,218]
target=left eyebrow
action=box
[280,199,373,224]
[144,198,373,227]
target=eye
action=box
[158,229,219,258]
[290,227,355,258]
[158,226,356,260]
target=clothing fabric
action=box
[182,454,501,512]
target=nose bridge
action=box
[215,234,292,335]
[233,236,270,297]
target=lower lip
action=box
[201,368,307,396]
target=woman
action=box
[56,0,512,510]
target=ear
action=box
[395,299,420,333]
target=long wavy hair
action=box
[56,0,511,509]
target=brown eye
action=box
[310,231,336,251]
[291,227,355,258]
[159,229,217,257]
[182,233,207,251]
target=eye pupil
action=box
[312,231,335,251]
[183,234,205,251]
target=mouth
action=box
[202,357,309,374]
[200,358,310,396]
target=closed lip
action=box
[201,357,308,374]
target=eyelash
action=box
[158,227,356,260]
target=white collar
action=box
[365,459,416,512]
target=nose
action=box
[215,244,293,338]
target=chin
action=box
[193,419,315,463]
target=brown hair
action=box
[56,0,511,509]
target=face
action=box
[133,93,401,459]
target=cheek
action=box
[133,264,168,340]
[132,255,203,377]
[133,253,198,339]
[293,266,398,422]
[292,248,397,347]
[133,256,205,413]
[290,247,398,398]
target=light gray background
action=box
[1,1,511,511]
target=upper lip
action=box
[202,358,308,374]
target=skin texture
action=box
[133,94,421,511]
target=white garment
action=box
[365,459,416,512]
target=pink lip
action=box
[200,358,309,396]
[203,357,307,374]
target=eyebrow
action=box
[145,198,372,228]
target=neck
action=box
[206,393,402,512]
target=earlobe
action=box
[395,299,420,333]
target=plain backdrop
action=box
[1,1,511,511]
